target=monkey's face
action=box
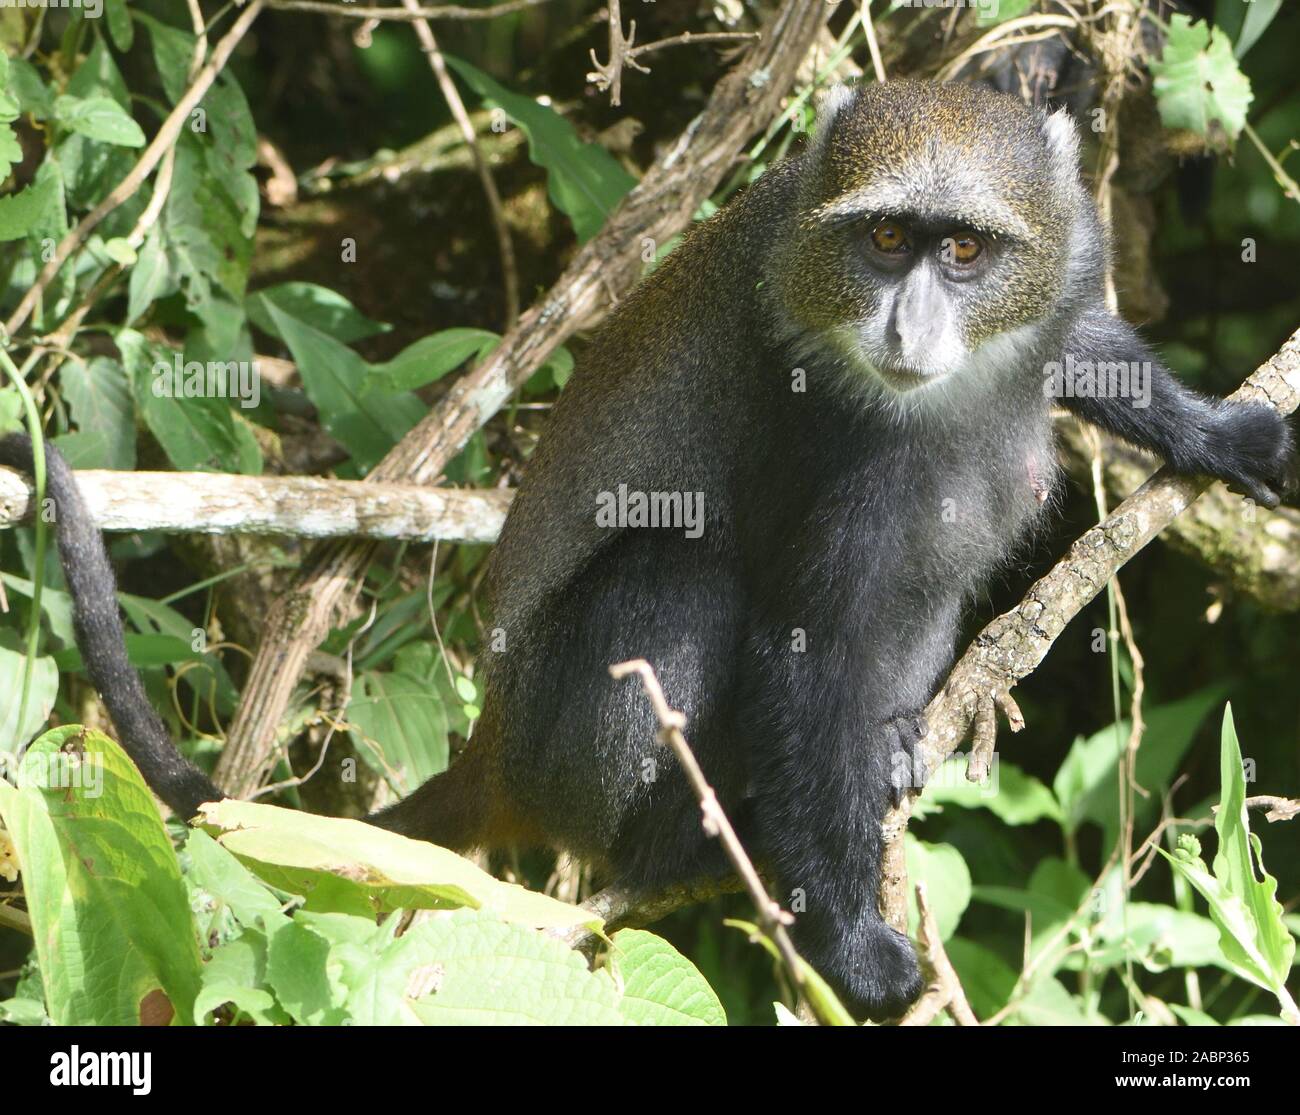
[772,81,1082,397]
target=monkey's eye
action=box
[869,220,910,254]
[943,230,984,266]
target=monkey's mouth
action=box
[870,360,946,393]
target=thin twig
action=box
[402,0,519,328]
[900,882,978,1026]
[608,660,812,1000]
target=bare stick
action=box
[0,467,511,543]
[900,882,979,1026]
[402,0,519,327]
[608,659,809,998]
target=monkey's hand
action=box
[884,711,929,809]
[1200,402,1296,510]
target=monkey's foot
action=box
[884,711,929,808]
[803,918,923,1023]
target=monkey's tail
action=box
[0,432,221,819]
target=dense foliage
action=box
[0,1,1297,1026]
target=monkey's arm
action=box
[1057,309,1295,507]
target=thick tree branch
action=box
[0,467,510,543]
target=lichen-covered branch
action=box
[0,467,510,544]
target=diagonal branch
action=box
[212,0,834,799]
[877,325,1300,928]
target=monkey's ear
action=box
[814,84,858,136]
[1039,106,1081,183]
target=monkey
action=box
[0,80,1293,1022]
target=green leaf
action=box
[1011,976,1103,1026]
[0,174,59,242]
[127,225,173,325]
[1160,706,1296,1017]
[0,643,58,753]
[260,300,424,472]
[916,755,1062,826]
[184,828,289,932]
[1215,0,1281,58]
[197,797,604,933]
[50,633,203,673]
[348,669,450,795]
[104,0,135,51]
[976,0,1033,24]
[195,934,288,1026]
[945,937,1018,1019]
[444,55,636,243]
[406,911,627,1025]
[1053,685,1224,844]
[8,57,55,120]
[1090,902,1226,973]
[266,918,350,1025]
[603,929,726,1025]
[54,94,146,147]
[54,355,136,470]
[1150,14,1253,143]
[247,282,390,343]
[119,328,259,474]
[905,836,971,941]
[102,236,136,266]
[0,726,203,1024]
[361,328,499,394]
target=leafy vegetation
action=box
[0,2,1297,1026]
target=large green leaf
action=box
[406,911,627,1026]
[54,356,136,470]
[444,55,636,243]
[0,173,59,242]
[1150,14,1252,142]
[119,328,261,474]
[360,328,499,395]
[915,755,1062,826]
[259,300,424,473]
[198,798,603,933]
[0,727,202,1024]
[602,928,726,1025]
[1161,706,1296,1017]
[1053,685,1224,844]
[54,94,145,147]
[347,668,450,795]
[0,642,58,753]
[905,836,970,941]
[247,283,389,344]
